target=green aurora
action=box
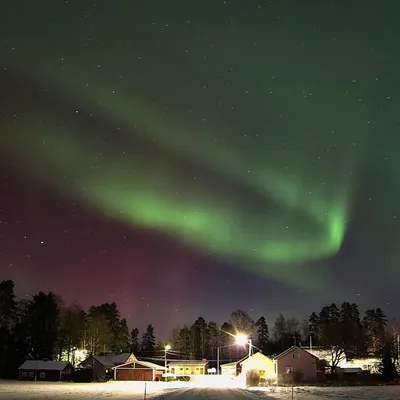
[1,0,378,294]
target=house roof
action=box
[82,353,133,367]
[221,362,238,368]
[240,352,273,365]
[274,346,319,361]
[221,356,248,368]
[168,360,208,366]
[113,360,167,370]
[19,360,71,371]
[111,353,135,365]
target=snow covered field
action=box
[248,385,400,399]
[2,380,400,399]
[0,380,186,399]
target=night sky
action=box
[1,0,400,339]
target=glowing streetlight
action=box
[235,333,252,357]
[235,334,248,346]
[164,345,171,370]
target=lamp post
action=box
[164,345,171,370]
[235,333,253,357]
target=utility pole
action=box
[164,345,171,370]
[217,347,220,375]
[92,354,95,382]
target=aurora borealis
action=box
[1,0,400,336]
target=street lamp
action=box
[235,333,253,357]
[164,345,171,370]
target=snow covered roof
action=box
[92,353,134,366]
[274,346,319,360]
[113,360,167,370]
[19,360,71,371]
[221,362,239,368]
[240,352,273,365]
[221,356,248,368]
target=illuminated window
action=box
[292,353,300,359]
[259,370,265,379]
[285,366,294,374]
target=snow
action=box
[247,385,400,399]
[0,380,186,399]
[2,380,400,399]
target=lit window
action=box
[285,367,294,374]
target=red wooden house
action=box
[19,360,74,381]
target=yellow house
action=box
[168,360,208,376]
[240,352,275,381]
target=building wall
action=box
[342,358,380,373]
[126,354,137,363]
[221,365,236,376]
[169,364,207,375]
[116,368,154,381]
[79,356,109,379]
[61,364,74,380]
[221,363,241,376]
[276,349,318,382]
[19,367,73,381]
[241,353,275,380]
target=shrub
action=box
[246,369,260,387]
[294,370,304,383]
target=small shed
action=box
[113,360,167,381]
[220,356,247,376]
[19,360,74,381]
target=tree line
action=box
[0,280,398,380]
[0,280,157,378]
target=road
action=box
[154,388,264,400]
